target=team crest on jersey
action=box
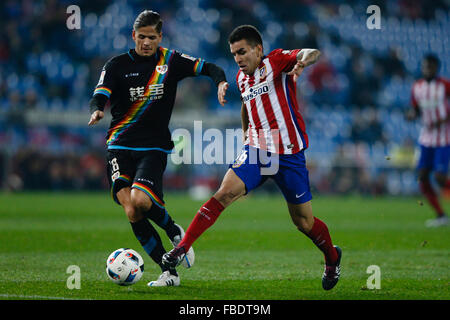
[156,64,168,74]
[259,66,266,78]
[232,150,248,168]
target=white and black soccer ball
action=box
[106,248,144,286]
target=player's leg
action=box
[113,184,176,276]
[287,201,339,266]
[417,146,447,224]
[429,172,449,226]
[434,172,447,188]
[143,201,189,251]
[132,150,195,267]
[433,144,450,194]
[133,150,180,239]
[274,150,341,290]
[126,188,179,286]
[162,146,263,268]
[418,168,445,215]
[130,151,190,284]
[424,145,449,226]
[108,150,179,285]
[131,185,194,269]
[177,168,246,251]
[175,144,266,251]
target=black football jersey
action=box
[93,47,208,151]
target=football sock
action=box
[419,180,445,217]
[306,217,338,265]
[144,205,180,240]
[445,180,450,189]
[130,218,177,275]
[178,196,225,251]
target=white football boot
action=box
[171,223,195,268]
[425,216,449,228]
[147,271,180,287]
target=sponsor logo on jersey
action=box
[111,171,120,181]
[136,178,154,186]
[125,72,139,78]
[129,84,164,102]
[181,53,197,62]
[129,86,145,102]
[97,70,105,85]
[241,81,269,103]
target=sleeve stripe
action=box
[93,87,112,98]
[194,59,205,75]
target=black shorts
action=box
[106,149,167,207]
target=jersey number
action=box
[110,158,120,181]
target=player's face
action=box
[132,25,162,57]
[421,60,437,79]
[230,39,263,75]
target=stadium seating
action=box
[1,0,448,195]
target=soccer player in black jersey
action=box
[88,10,229,287]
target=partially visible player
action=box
[163,25,342,290]
[88,10,229,286]
[406,54,450,227]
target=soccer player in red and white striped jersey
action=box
[407,54,450,227]
[163,25,342,290]
[236,47,308,154]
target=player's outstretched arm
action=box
[296,49,321,67]
[287,48,321,81]
[199,62,228,106]
[88,90,109,125]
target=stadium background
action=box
[0,0,449,198]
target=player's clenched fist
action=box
[218,81,229,106]
[287,61,306,82]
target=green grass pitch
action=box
[0,192,448,300]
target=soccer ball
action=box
[106,248,144,286]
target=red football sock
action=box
[306,217,338,265]
[419,180,445,217]
[445,180,450,189]
[178,197,225,251]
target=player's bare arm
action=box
[288,48,321,81]
[296,49,321,67]
[240,102,248,143]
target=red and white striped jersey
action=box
[411,77,450,147]
[237,49,308,154]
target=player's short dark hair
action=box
[228,25,263,48]
[423,53,440,68]
[133,10,162,33]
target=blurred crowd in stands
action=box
[0,0,448,195]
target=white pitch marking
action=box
[0,293,92,300]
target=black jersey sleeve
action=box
[172,51,227,86]
[89,59,118,112]
[200,62,227,87]
[172,51,206,81]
